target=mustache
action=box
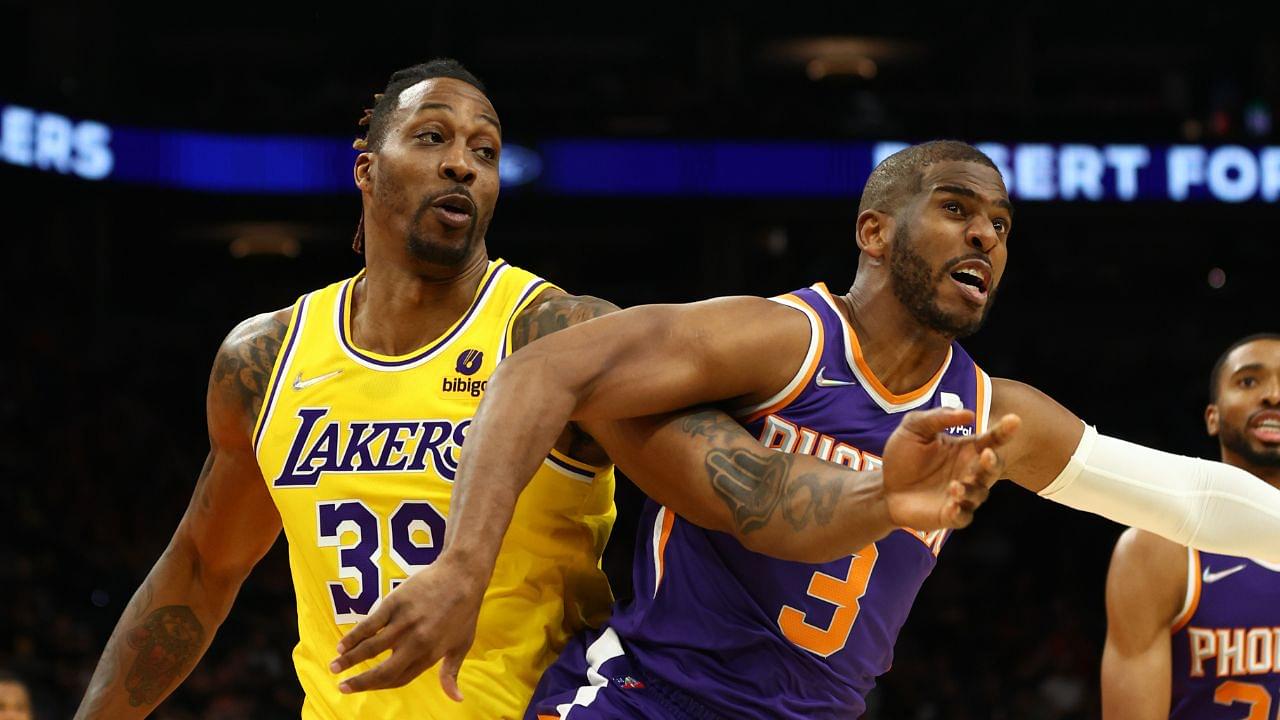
[939,252,994,276]
[423,184,475,208]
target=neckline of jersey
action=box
[334,259,508,370]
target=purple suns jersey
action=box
[606,283,993,718]
[1170,548,1280,719]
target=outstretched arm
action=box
[588,407,1019,563]
[330,295,1021,694]
[442,297,808,593]
[993,378,1280,561]
[75,312,288,719]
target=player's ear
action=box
[856,210,892,261]
[354,152,374,193]
[1204,403,1220,437]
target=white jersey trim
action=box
[733,295,822,419]
[554,627,625,718]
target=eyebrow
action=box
[413,102,502,133]
[933,184,1014,216]
[1230,363,1265,376]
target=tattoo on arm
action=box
[210,312,290,419]
[123,606,205,707]
[681,410,845,535]
[511,293,620,464]
[509,293,619,352]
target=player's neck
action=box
[1221,446,1280,490]
[350,250,490,356]
[841,283,954,395]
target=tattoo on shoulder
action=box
[124,605,204,707]
[681,410,844,535]
[510,293,619,352]
[211,310,290,420]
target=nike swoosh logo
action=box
[815,367,856,388]
[292,370,343,391]
[1202,564,1248,584]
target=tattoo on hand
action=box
[683,411,845,534]
[124,605,204,707]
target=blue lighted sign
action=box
[3,102,1277,203]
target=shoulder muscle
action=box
[208,307,293,444]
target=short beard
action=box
[888,222,994,338]
[405,197,482,266]
[1219,421,1280,468]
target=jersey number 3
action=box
[778,544,879,657]
[316,500,446,624]
[1215,681,1278,720]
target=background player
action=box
[72,64,1015,719]
[1102,333,1280,719]
[334,142,1280,717]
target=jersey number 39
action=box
[316,500,446,624]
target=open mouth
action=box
[1250,412,1280,443]
[947,261,991,304]
[431,194,475,229]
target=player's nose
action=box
[440,143,477,185]
[966,217,999,254]
[1260,374,1280,405]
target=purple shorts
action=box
[526,627,724,720]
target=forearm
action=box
[709,451,896,562]
[1039,426,1280,561]
[440,353,581,573]
[76,535,242,719]
[593,411,895,563]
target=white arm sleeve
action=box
[1038,425,1280,562]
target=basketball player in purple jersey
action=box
[1103,334,1280,719]
[336,141,1280,718]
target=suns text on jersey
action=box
[1188,626,1280,678]
[271,407,469,487]
[757,415,885,471]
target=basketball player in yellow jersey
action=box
[73,59,625,720]
[76,60,1015,719]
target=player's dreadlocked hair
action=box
[351,59,488,253]
[1209,332,1280,402]
[858,140,1000,216]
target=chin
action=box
[406,233,472,266]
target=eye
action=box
[943,200,963,215]
[474,146,497,161]
[993,218,1010,233]
[415,130,445,144]
[1239,376,1258,388]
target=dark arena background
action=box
[5,6,1277,719]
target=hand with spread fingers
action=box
[328,550,480,700]
[882,408,1020,531]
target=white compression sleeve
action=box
[1038,425,1280,562]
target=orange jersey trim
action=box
[812,282,952,407]
[653,506,677,596]
[1171,548,1202,634]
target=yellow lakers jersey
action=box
[252,259,616,719]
